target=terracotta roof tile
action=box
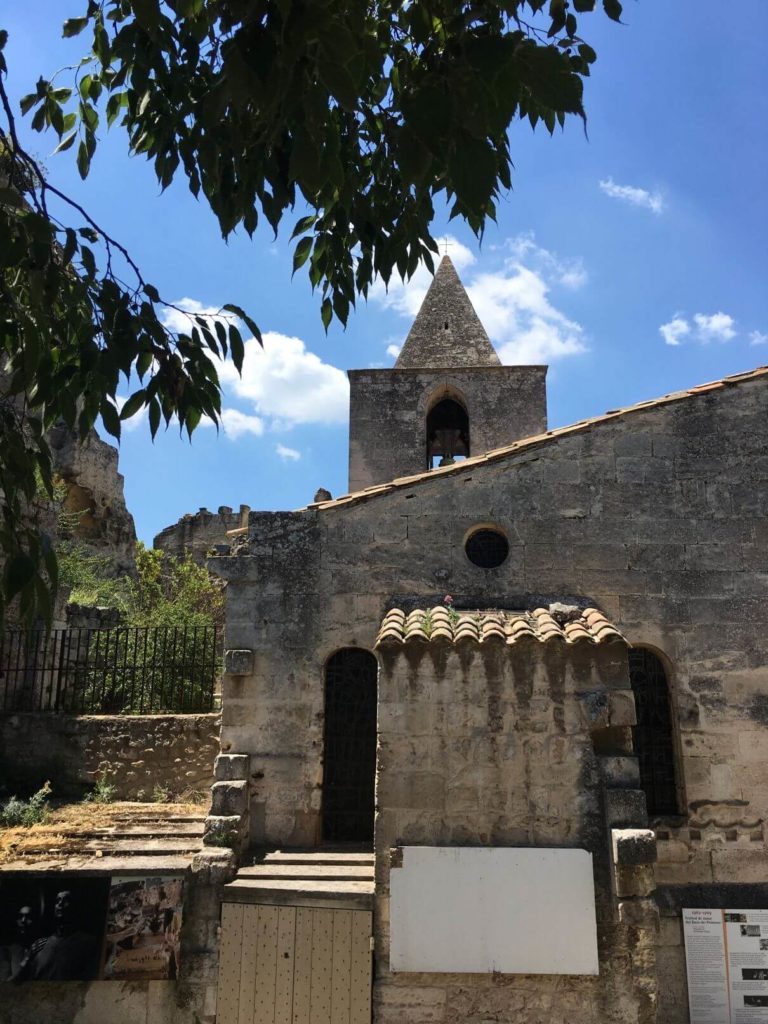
[304,365,768,512]
[375,605,626,648]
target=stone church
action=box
[174,256,768,1024]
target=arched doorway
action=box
[628,648,680,816]
[426,396,469,469]
[322,648,378,844]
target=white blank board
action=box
[389,847,599,975]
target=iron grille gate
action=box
[322,649,378,843]
[628,648,679,816]
[0,626,218,714]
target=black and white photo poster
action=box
[0,875,110,982]
[684,909,768,1024]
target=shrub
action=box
[84,773,116,804]
[0,781,51,827]
[58,542,130,609]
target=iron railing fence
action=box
[0,626,219,714]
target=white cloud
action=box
[501,233,588,290]
[218,332,349,427]
[386,343,402,360]
[660,317,691,347]
[370,233,588,364]
[599,177,664,214]
[160,297,233,335]
[750,330,768,347]
[220,408,264,439]
[660,312,738,347]
[162,299,349,431]
[693,312,736,342]
[275,443,301,461]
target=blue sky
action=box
[3,2,767,543]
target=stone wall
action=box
[348,366,547,490]
[154,505,250,564]
[373,640,655,1023]
[212,373,768,1019]
[0,713,219,800]
[214,375,768,838]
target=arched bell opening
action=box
[426,396,470,470]
[321,648,378,845]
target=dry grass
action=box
[0,800,207,866]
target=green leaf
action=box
[62,228,77,265]
[222,304,262,345]
[185,405,202,438]
[106,92,123,127]
[4,553,36,601]
[293,237,312,274]
[291,214,318,240]
[62,17,89,37]
[448,135,497,212]
[119,390,147,420]
[136,350,153,379]
[76,139,91,179]
[319,61,357,111]
[148,397,161,438]
[602,0,623,20]
[228,324,244,372]
[100,399,121,440]
[133,0,161,32]
[321,297,332,331]
[53,129,78,154]
[20,92,39,115]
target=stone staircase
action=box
[0,805,206,874]
[224,850,375,910]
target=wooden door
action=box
[217,903,372,1024]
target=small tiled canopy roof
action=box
[375,605,626,647]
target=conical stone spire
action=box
[395,256,500,369]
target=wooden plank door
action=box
[217,904,373,1024]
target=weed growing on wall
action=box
[84,773,116,804]
[0,781,51,827]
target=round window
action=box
[465,528,509,569]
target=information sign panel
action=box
[684,908,768,1024]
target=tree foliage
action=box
[59,540,225,630]
[0,0,623,624]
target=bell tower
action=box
[347,256,548,491]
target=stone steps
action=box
[56,823,204,839]
[0,808,207,872]
[259,850,373,864]
[239,863,373,880]
[225,849,375,910]
[0,854,195,875]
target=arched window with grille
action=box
[322,648,378,844]
[628,648,681,817]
